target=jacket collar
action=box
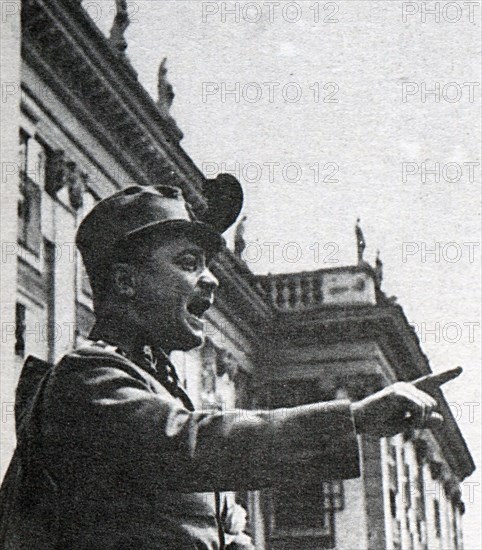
[89,325,194,411]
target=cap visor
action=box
[125,219,225,259]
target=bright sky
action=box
[93,0,481,542]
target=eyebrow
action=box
[178,246,204,254]
[174,247,206,259]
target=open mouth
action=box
[186,295,212,320]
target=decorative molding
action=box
[44,149,86,209]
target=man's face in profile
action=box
[131,234,219,351]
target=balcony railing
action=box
[255,267,377,311]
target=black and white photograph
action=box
[0,1,480,548]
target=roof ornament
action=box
[234,215,248,259]
[375,249,384,288]
[157,57,175,114]
[355,218,366,265]
[109,0,130,55]
[155,57,184,141]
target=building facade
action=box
[0,1,474,549]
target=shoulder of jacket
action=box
[56,344,153,384]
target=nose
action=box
[198,268,219,294]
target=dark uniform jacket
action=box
[0,343,360,549]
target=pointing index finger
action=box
[412,367,463,392]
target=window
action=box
[389,488,397,518]
[415,460,427,546]
[274,482,328,528]
[417,461,426,514]
[403,463,411,510]
[15,302,27,357]
[18,129,43,255]
[44,239,57,363]
[268,381,341,547]
[452,501,459,550]
[388,440,401,549]
[271,480,343,547]
[433,500,441,538]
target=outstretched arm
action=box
[42,352,360,492]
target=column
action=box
[302,274,314,306]
[405,441,424,550]
[0,0,21,479]
[248,491,266,550]
[292,274,302,308]
[380,438,395,550]
[394,435,412,550]
[423,462,439,550]
[439,483,451,550]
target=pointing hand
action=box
[351,367,462,437]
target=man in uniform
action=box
[1,181,459,549]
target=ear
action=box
[112,263,137,298]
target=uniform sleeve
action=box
[42,353,360,492]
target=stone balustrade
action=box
[256,267,377,311]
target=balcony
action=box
[255,266,378,311]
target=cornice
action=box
[22,0,208,213]
[256,262,378,281]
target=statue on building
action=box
[156,57,183,141]
[375,249,384,288]
[355,218,366,265]
[157,58,175,114]
[45,152,85,210]
[66,162,86,210]
[109,0,130,55]
[234,215,248,259]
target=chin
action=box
[172,335,204,352]
[169,324,205,352]
[176,339,203,352]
